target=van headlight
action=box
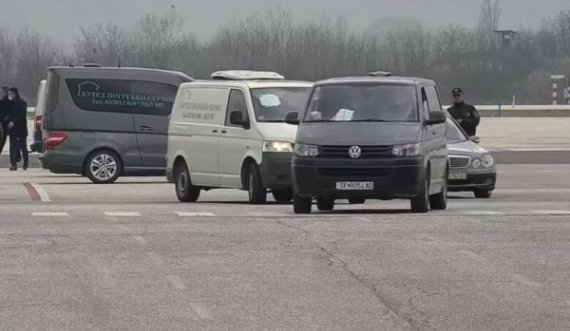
[392,143,421,157]
[263,141,293,153]
[482,154,494,168]
[294,143,319,157]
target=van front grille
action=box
[320,145,392,159]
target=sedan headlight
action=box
[392,143,421,157]
[294,143,319,157]
[482,154,494,168]
[472,159,482,169]
[263,141,293,153]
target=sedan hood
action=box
[447,140,490,155]
[296,122,422,145]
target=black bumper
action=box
[292,156,424,199]
[166,168,174,183]
[39,151,84,174]
[259,152,293,189]
[448,172,496,192]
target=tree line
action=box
[1,0,570,105]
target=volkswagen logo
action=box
[348,146,362,159]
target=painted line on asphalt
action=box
[32,212,69,217]
[133,236,146,245]
[176,212,216,217]
[104,212,142,217]
[532,210,570,215]
[461,210,505,216]
[23,183,41,201]
[509,273,543,288]
[31,183,51,202]
[147,252,164,266]
[190,303,213,320]
[166,275,187,290]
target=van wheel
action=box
[349,198,366,204]
[174,162,200,202]
[248,163,267,204]
[474,189,493,199]
[429,171,448,210]
[85,150,122,184]
[411,175,430,213]
[272,189,293,202]
[317,198,335,211]
[294,195,312,214]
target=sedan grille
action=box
[320,145,392,159]
[449,156,471,169]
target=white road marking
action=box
[532,210,570,215]
[166,275,187,290]
[176,212,216,217]
[104,212,142,217]
[30,183,51,202]
[510,273,543,288]
[190,303,213,320]
[462,210,504,216]
[148,252,164,266]
[32,212,68,217]
[458,250,487,262]
[133,236,146,245]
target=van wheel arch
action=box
[173,156,187,172]
[240,157,258,189]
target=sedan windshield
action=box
[304,84,418,122]
[446,118,468,142]
[251,87,311,122]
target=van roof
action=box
[316,76,436,86]
[180,80,314,89]
[48,66,193,81]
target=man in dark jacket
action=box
[6,87,28,170]
[0,86,10,158]
[447,88,480,137]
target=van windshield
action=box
[250,87,311,123]
[304,84,419,122]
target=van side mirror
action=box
[230,110,249,128]
[285,112,300,125]
[469,136,481,144]
[426,111,446,125]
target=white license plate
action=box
[449,172,468,180]
[336,182,374,190]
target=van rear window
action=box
[65,79,178,115]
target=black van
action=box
[286,75,448,214]
[40,66,192,183]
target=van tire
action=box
[174,162,200,202]
[474,189,493,199]
[348,198,366,204]
[272,189,293,202]
[411,175,430,213]
[85,149,122,184]
[248,163,267,204]
[429,171,448,210]
[293,195,312,214]
[317,198,335,211]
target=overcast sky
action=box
[1,0,568,46]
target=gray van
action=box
[286,75,448,214]
[40,65,192,183]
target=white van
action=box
[166,71,313,204]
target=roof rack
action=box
[368,71,392,77]
[211,70,285,80]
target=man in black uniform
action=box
[447,88,480,137]
[6,88,28,170]
[0,86,10,158]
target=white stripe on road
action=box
[30,183,51,202]
[532,210,570,215]
[104,212,141,217]
[176,212,216,217]
[461,210,505,216]
[133,236,146,245]
[32,212,68,217]
[190,303,213,320]
[166,275,187,290]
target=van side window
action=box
[65,79,178,116]
[425,86,443,112]
[225,89,249,127]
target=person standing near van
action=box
[447,88,480,137]
[0,86,10,158]
[6,88,28,170]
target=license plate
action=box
[336,182,374,190]
[448,172,467,180]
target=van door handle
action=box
[221,130,227,134]
[140,125,153,132]
[212,129,218,133]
